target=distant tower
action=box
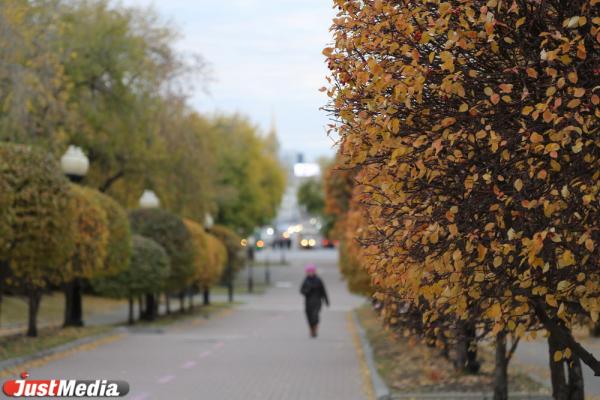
[266,114,280,154]
[297,153,304,163]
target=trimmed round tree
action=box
[94,191,132,278]
[94,235,170,323]
[129,208,195,314]
[0,143,75,337]
[183,219,209,308]
[204,233,227,305]
[63,185,109,327]
[209,224,244,302]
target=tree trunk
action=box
[228,280,234,303]
[154,292,159,317]
[165,294,171,315]
[534,300,600,375]
[203,287,210,306]
[179,292,185,313]
[188,290,194,310]
[494,331,508,400]
[142,293,156,321]
[454,323,480,373]
[549,333,569,399]
[27,291,41,337]
[138,296,144,320]
[567,356,585,400]
[128,297,134,325]
[226,263,234,303]
[64,279,84,327]
[0,260,6,327]
[590,321,600,337]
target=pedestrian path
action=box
[18,249,368,400]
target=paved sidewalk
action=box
[11,249,368,400]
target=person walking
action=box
[300,264,329,338]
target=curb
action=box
[0,327,127,373]
[391,393,552,400]
[352,310,391,400]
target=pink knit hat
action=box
[305,264,317,273]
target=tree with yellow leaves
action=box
[63,185,109,327]
[326,0,599,398]
[0,144,75,337]
[203,233,227,306]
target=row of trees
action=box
[1,142,245,335]
[325,0,599,399]
[0,0,285,336]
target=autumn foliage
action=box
[325,0,599,397]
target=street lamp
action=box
[138,190,160,319]
[203,213,225,304]
[139,190,160,209]
[60,145,89,327]
[60,145,89,183]
[247,236,256,294]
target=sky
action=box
[120,0,338,162]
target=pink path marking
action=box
[181,360,197,369]
[157,374,175,384]
[199,350,212,358]
[213,341,225,350]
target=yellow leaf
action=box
[449,224,459,236]
[585,239,595,252]
[522,106,534,115]
[459,103,469,112]
[514,179,523,191]
[567,99,581,108]
[554,350,563,362]
[546,294,558,308]
[499,83,513,93]
[477,243,488,262]
[558,250,575,268]
[568,72,578,83]
[441,117,456,127]
[530,132,544,143]
[484,87,494,96]
[557,280,571,291]
[573,88,585,97]
[526,68,538,78]
[564,348,572,359]
[493,256,503,267]
[488,303,502,319]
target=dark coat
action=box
[300,276,329,327]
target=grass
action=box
[0,293,126,329]
[355,304,548,395]
[0,325,113,362]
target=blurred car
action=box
[321,238,338,248]
[299,237,317,249]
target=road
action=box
[12,249,368,400]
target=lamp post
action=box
[203,213,219,304]
[139,190,160,320]
[139,190,160,209]
[247,236,256,294]
[60,146,89,327]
